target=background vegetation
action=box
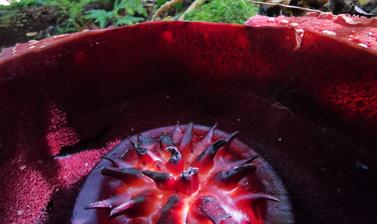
[184,0,258,24]
[0,0,376,49]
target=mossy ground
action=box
[184,0,258,24]
[1,0,258,30]
[0,0,258,48]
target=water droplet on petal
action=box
[357,43,368,48]
[322,30,337,36]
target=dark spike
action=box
[181,167,199,180]
[128,136,137,147]
[160,133,175,149]
[195,139,227,164]
[179,122,193,154]
[87,200,112,209]
[139,134,155,146]
[199,196,235,224]
[110,196,145,218]
[253,193,279,202]
[128,134,160,165]
[171,122,184,144]
[240,155,259,165]
[136,146,147,155]
[102,156,129,168]
[142,170,170,182]
[166,146,182,164]
[237,193,279,203]
[195,131,238,166]
[128,135,148,155]
[176,167,199,195]
[142,170,174,189]
[87,193,128,209]
[203,123,218,142]
[195,123,218,153]
[225,131,239,145]
[127,136,137,152]
[215,164,256,188]
[101,167,142,181]
[161,195,180,213]
[157,195,181,224]
[165,146,184,175]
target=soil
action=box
[0,6,64,49]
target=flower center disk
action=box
[72,123,292,224]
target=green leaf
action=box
[115,15,144,26]
[84,9,113,28]
[117,0,147,16]
[174,2,184,10]
[156,0,170,7]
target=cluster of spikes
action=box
[87,123,279,223]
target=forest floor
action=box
[0,0,376,49]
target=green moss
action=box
[0,0,44,10]
[1,0,258,35]
[184,0,258,24]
